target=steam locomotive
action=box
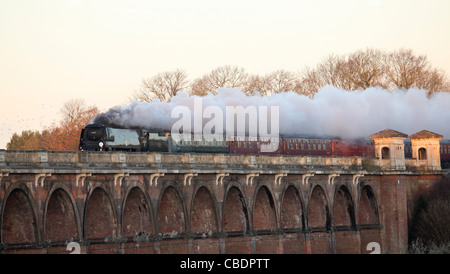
[79,124,450,167]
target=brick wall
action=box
[0,169,431,254]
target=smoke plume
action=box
[92,86,450,139]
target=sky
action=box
[1,0,450,149]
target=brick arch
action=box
[333,185,355,228]
[308,185,331,230]
[358,184,382,254]
[84,187,118,240]
[280,184,305,254]
[358,185,380,225]
[253,185,277,231]
[333,184,358,254]
[122,186,154,238]
[191,185,219,253]
[280,184,304,230]
[157,185,187,253]
[44,187,80,243]
[308,184,332,254]
[223,185,249,233]
[253,184,278,254]
[157,185,186,236]
[190,186,218,234]
[1,186,39,247]
[223,185,251,254]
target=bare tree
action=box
[267,70,296,94]
[295,67,322,98]
[294,48,450,95]
[383,49,450,94]
[190,77,211,97]
[190,65,248,95]
[243,70,301,96]
[242,74,273,96]
[316,54,353,90]
[54,99,99,150]
[341,48,388,89]
[60,99,98,128]
[410,178,450,246]
[135,69,188,102]
[130,48,449,99]
[384,49,429,90]
[418,68,450,95]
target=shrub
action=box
[409,177,450,252]
[409,239,450,254]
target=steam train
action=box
[79,124,450,167]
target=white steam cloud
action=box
[92,86,450,139]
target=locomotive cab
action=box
[79,124,149,152]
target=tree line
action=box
[7,99,99,151]
[7,48,450,151]
[133,48,450,102]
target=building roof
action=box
[409,130,443,140]
[370,128,408,139]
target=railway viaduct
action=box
[0,131,446,254]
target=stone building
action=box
[409,130,443,171]
[370,129,408,171]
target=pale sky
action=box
[1,0,450,149]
